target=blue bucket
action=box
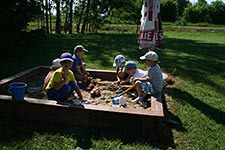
[9,82,27,102]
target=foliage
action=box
[0,0,41,33]
[183,2,210,23]
[0,0,42,53]
[183,1,225,25]
[209,1,225,25]
[177,0,190,16]
[160,0,178,22]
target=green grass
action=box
[0,28,225,149]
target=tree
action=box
[75,0,86,33]
[0,0,41,51]
[209,1,225,24]
[183,2,209,23]
[55,0,61,34]
[45,0,49,33]
[69,0,73,34]
[177,0,190,16]
[197,0,207,5]
[81,0,91,34]
[160,0,178,22]
[49,0,53,33]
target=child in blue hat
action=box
[45,52,83,101]
[122,61,147,85]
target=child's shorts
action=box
[141,82,154,94]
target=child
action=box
[133,51,163,103]
[45,52,83,101]
[113,54,129,84]
[124,61,147,84]
[43,58,61,91]
[71,45,89,82]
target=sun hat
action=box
[73,45,88,53]
[125,61,136,69]
[140,51,158,61]
[113,55,126,68]
[52,58,61,68]
[60,52,74,62]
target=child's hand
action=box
[120,81,126,85]
[130,77,135,84]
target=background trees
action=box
[1,0,225,37]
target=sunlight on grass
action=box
[0,29,225,149]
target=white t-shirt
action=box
[132,69,147,78]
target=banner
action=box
[138,0,165,50]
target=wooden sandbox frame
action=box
[0,66,164,132]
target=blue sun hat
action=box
[113,55,126,68]
[60,52,73,62]
[125,61,137,69]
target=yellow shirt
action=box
[45,67,76,90]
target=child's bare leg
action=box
[135,80,143,96]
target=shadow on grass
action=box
[160,37,225,95]
[165,87,225,126]
[0,116,175,149]
[0,92,187,149]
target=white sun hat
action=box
[140,51,158,61]
[113,55,126,67]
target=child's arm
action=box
[132,77,149,83]
[75,65,84,76]
[74,87,83,100]
[53,79,68,90]
[120,74,132,85]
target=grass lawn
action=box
[0,28,225,149]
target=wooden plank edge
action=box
[0,94,163,117]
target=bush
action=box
[183,3,210,23]
[175,17,188,26]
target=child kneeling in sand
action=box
[133,51,163,103]
[122,61,147,85]
[45,52,83,101]
[113,54,129,84]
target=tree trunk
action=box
[69,0,73,34]
[56,0,61,34]
[45,0,49,33]
[76,0,85,33]
[64,13,68,34]
[49,0,52,33]
[81,0,91,34]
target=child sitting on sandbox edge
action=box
[45,52,83,102]
[132,51,163,106]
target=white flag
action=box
[138,0,165,50]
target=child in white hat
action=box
[132,51,163,104]
[113,54,129,84]
[43,58,61,91]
